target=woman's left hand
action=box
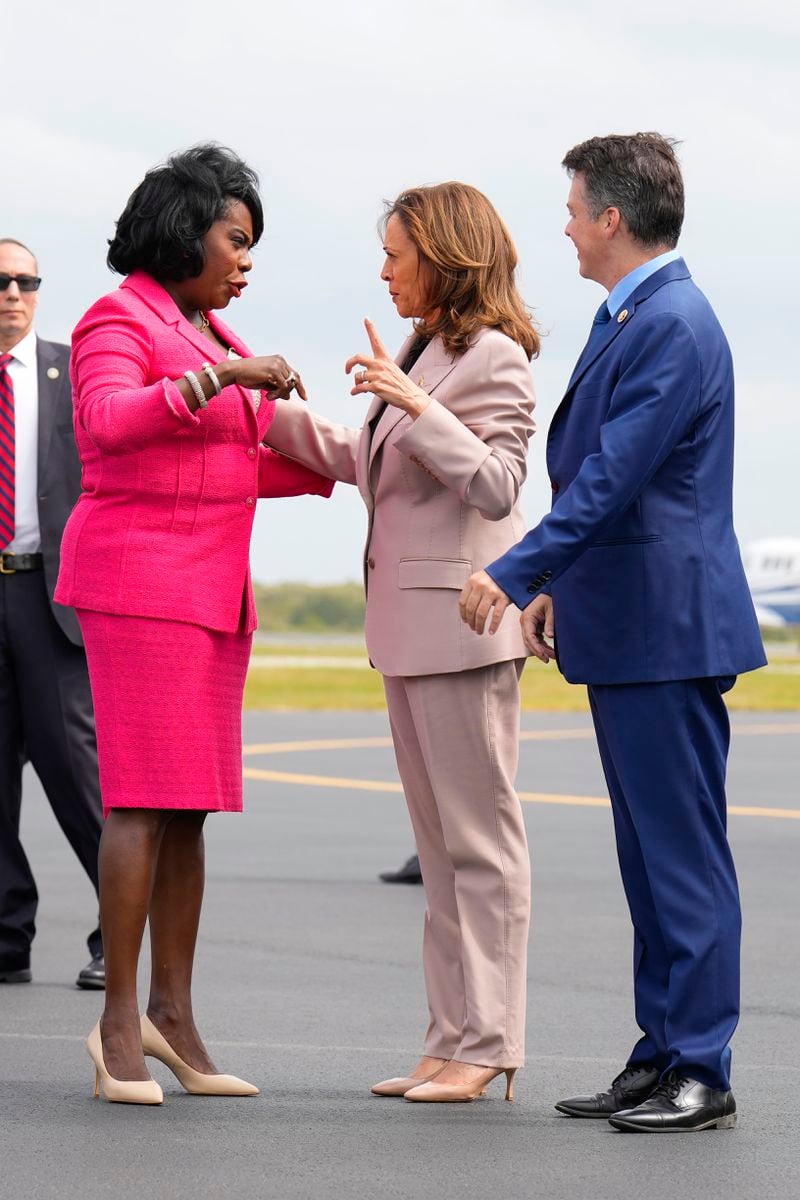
[345,319,431,419]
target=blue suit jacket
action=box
[487,258,766,685]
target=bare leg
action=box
[146,811,216,1073]
[98,809,170,1081]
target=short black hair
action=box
[107,143,263,280]
[562,133,684,249]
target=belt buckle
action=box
[0,556,16,575]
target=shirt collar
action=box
[606,249,682,317]
[4,328,37,368]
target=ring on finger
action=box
[285,372,297,388]
[355,370,369,385]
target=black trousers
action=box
[0,568,102,969]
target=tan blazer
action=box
[265,327,536,676]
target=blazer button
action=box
[542,570,552,580]
[247,447,257,458]
[245,496,255,507]
[367,557,376,569]
[527,585,536,594]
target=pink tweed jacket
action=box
[55,271,333,633]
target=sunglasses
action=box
[0,274,42,293]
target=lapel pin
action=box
[617,309,629,324]
[47,366,60,379]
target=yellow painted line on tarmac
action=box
[242,723,800,761]
[520,791,609,808]
[242,766,606,806]
[520,729,595,741]
[728,722,800,735]
[728,805,800,819]
[242,732,598,755]
[241,722,800,819]
[241,767,800,820]
[242,737,393,757]
[244,767,403,793]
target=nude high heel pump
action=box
[405,1065,517,1103]
[371,1058,449,1097]
[86,1022,163,1105]
[140,1014,259,1096]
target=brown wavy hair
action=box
[382,182,540,360]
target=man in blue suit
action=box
[460,133,765,1133]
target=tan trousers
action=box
[383,660,530,1068]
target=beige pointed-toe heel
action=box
[371,1057,449,1097]
[86,1022,163,1105]
[140,1014,259,1096]
[405,1065,517,1103]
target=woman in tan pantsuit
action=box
[265,183,539,1102]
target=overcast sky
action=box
[6,0,798,583]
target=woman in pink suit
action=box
[55,144,333,1104]
[264,183,539,1103]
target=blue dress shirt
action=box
[605,249,682,318]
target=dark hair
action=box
[382,182,539,360]
[107,143,263,280]
[562,133,684,248]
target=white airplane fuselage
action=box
[744,538,800,627]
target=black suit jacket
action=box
[36,338,82,646]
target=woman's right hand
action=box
[221,354,307,400]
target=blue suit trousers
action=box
[588,677,741,1090]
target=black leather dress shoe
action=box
[76,954,105,990]
[0,964,32,983]
[379,854,423,884]
[555,1063,660,1118]
[608,1071,737,1132]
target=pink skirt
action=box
[77,610,252,817]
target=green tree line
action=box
[253,581,366,632]
[253,581,793,639]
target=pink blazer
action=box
[55,271,333,633]
[265,327,536,675]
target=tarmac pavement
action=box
[1,709,799,1200]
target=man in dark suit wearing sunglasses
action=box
[0,238,104,989]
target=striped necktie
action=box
[0,353,15,549]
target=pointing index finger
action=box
[364,318,388,359]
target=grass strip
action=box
[244,657,800,711]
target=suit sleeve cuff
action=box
[164,378,201,428]
[394,398,491,492]
[487,556,553,611]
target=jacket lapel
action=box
[367,336,458,468]
[205,309,265,437]
[361,332,415,429]
[553,257,692,428]
[36,338,67,485]
[563,306,625,396]
[121,272,260,434]
[357,333,417,504]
